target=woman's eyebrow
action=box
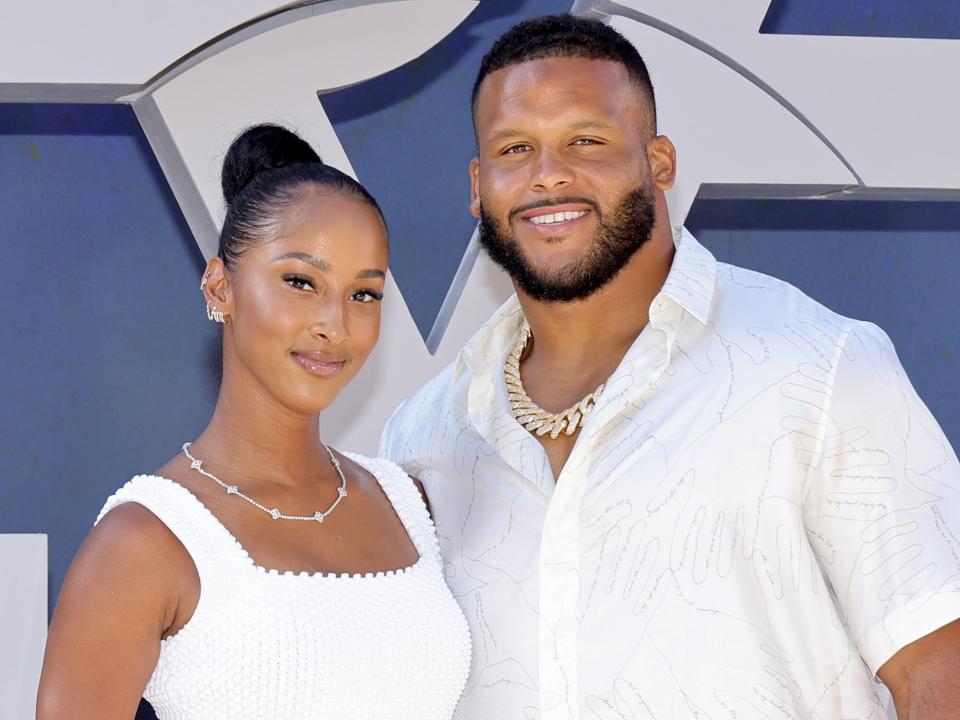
[356,269,386,280]
[273,252,384,280]
[272,251,331,271]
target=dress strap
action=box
[345,454,442,563]
[96,475,249,584]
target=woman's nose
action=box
[309,300,349,345]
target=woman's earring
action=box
[206,301,225,324]
[201,274,224,323]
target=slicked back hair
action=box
[471,14,657,136]
[218,124,385,269]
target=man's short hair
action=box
[471,14,657,133]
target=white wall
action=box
[0,535,47,720]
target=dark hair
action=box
[471,14,656,133]
[218,124,385,268]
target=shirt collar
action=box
[453,294,523,384]
[453,226,717,381]
[656,225,716,326]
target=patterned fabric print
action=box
[95,454,471,720]
[381,227,960,720]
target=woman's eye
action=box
[283,274,314,291]
[351,289,383,304]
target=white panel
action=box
[0,0,293,86]
[608,15,857,223]
[606,0,960,189]
[149,0,477,257]
[0,534,47,720]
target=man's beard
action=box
[477,184,657,303]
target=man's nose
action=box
[529,148,574,191]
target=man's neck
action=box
[516,224,676,400]
[512,223,675,482]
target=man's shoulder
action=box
[380,356,484,467]
[713,260,859,341]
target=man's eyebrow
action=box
[486,120,616,144]
[568,119,616,132]
[487,128,525,144]
[272,251,331,271]
[356,269,385,280]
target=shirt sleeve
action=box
[804,320,960,675]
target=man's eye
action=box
[573,138,601,146]
[284,274,314,291]
[352,289,384,304]
[503,144,531,155]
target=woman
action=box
[36,125,471,719]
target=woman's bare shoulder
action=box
[72,500,198,622]
[91,500,190,567]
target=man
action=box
[381,14,960,719]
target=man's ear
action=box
[647,135,677,191]
[469,157,481,219]
[200,257,233,321]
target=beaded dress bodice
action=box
[96,454,471,720]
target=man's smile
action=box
[517,203,593,234]
[528,210,588,225]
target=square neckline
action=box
[135,451,425,580]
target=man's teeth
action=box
[529,210,588,225]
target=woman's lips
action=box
[291,351,347,378]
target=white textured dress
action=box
[96,453,471,720]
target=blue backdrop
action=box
[1,2,957,718]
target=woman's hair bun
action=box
[221,124,321,206]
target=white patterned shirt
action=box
[381,227,960,720]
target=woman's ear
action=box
[200,257,233,322]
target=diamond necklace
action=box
[504,320,605,440]
[181,442,347,524]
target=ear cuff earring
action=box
[200,275,225,323]
[206,302,225,324]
